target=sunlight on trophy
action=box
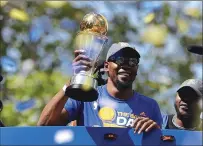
[65,12,108,101]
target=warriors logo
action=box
[98,106,143,127]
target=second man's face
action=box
[175,88,201,117]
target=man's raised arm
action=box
[37,84,70,126]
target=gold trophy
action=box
[65,12,108,101]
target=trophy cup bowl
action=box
[65,12,108,102]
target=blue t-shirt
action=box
[64,85,162,127]
[161,113,169,129]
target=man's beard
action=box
[174,103,192,119]
[115,79,133,90]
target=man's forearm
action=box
[37,88,69,126]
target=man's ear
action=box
[104,61,109,72]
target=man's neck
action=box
[106,79,134,100]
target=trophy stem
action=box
[65,73,98,101]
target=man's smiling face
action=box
[105,48,139,89]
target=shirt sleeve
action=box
[152,101,163,128]
[64,98,82,123]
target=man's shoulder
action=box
[97,85,106,94]
[135,92,158,104]
[97,85,105,90]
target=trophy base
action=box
[65,84,98,102]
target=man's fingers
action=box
[133,116,160,134]
[73,60,92,67]
[138,120,153,134]
[145,122,157,132]
[133,117,141,133]
[73,54,91,63]
[134,117,149,133]
[73,65,91,73]
[74,50,86,57]
[72,53,92,73]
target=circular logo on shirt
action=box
[98,107,116,121]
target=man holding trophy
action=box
[38,13,162,134]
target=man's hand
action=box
[133,116,160,134]
[72,50,92,74]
